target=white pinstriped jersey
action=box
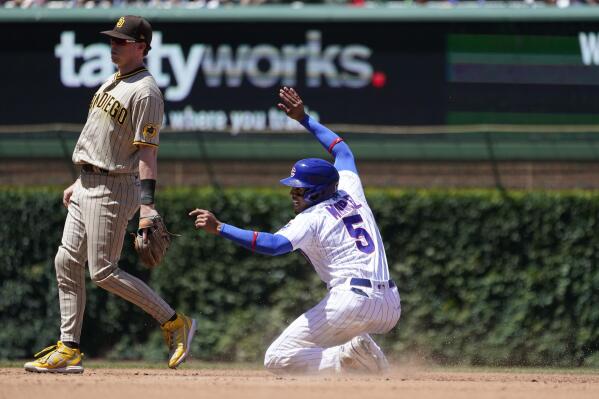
[72,68,163,173]
[277,170,389,284]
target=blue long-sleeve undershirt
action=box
[300,114,358,174]
[219,223,293,256]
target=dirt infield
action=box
[1,366,598,399]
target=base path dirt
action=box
[1,367,598,399]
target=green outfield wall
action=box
[4,128,599,161]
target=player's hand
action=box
[277,87,306,122]
[189,208,222,235]
[140,204,158,218]
[139,204,159,242]
[62,181,77,208]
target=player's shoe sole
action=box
[24,341,84,374]
[24,365,84,374]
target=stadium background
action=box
[1,5,599,368]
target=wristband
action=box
[140,179,156,205]
[327,137,344,153]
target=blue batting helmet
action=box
[280,158,340,206]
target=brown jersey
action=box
[72,67,163,173]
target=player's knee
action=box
[54,246,83,278]
[264,345,281,370]
[54,246,69,271]
[54,246,77,286]
[264,345,292,373]
[89,266,118,285]
[55,245,78,269]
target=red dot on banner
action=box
[372,72,387,88]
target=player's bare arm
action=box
[189,209,222,235]
[138,145,160,243]
[139,146,158,217]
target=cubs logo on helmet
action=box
[280,158,339,206]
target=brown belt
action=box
[81,164,110,175]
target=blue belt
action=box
[349,278,396,289]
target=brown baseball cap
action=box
[101,15,152,52]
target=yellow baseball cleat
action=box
[161,313,197,369]
[24,341,84,374]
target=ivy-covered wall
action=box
[2,188,598,366]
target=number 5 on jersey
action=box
[343,215,375,254]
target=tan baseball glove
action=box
[133,215,173,268]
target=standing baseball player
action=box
[24,16,196,373]
[190,87,401,374]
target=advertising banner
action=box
[2,21,599,130]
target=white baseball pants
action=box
[264,280,401,374]
[55,172,175,343]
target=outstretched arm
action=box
[189,209,293,256]
[278,87,357,174]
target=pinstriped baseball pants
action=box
[264,283,401,374]
[55,171,175,343]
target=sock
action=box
[162,313,177,326]
[63,341,80,350]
